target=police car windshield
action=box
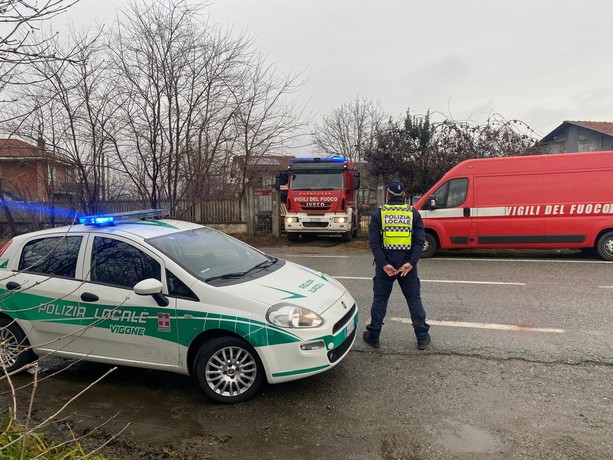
[147,227,272,282]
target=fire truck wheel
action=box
[0,317,35,373]
[287,232,299,242]
[341,230,352,242]
[193,336,265,404]
[596,231,613,261]
[421,233,437,258]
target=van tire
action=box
[193,336,264,404]
[421,233,437,258]
[596,231,613,261]
[0,317,35,373]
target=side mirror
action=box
[134,278,169,307]
[354,171,361,190]
[428,197,439,210]
[275,171,289,191]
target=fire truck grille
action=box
[299,202,332,211]
[302,222,329,228]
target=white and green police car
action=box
[0,210,357,403]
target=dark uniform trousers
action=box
[366,265,430,341]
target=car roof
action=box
[14,219,205,242]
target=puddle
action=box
[436,422,501,454]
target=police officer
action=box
[363,181,431,350]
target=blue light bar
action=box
[291,155,347,164]
[79,209,170,226]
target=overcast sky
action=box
[62,0,613,150]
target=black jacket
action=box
[368,198,425,270]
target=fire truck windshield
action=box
[290,172,343,190]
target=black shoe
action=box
[417,334,431,350]
[363,330,380,348]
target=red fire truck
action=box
[276,156,360,241]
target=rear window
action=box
[19,236,82,278]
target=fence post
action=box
[271,188,280,237]
[247,184,255,236]
[377,184,386,207]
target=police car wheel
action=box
[0,317,35,373]
[596,231,613,261]
[193,336,264,403]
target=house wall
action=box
[0,160,44,200]
[542,126,613,153]
[0,159,74,202]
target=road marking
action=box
[285,254,351,258]
[599,286,613,289]
[391,317,565,333]
[333,276,525,286]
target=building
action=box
[0,138,75,201]
[540,121,613,153]
[232,154,295,190]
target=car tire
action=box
[193,336,264,404]
[596,231,613,261]
[0,317,35,373]
[421,233,437,258]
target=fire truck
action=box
[276,156,360,241]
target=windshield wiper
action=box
[205,257,278,282]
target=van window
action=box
[430,178,468,208]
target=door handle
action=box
[6,281,21,291]
[80,292,99,302]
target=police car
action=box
[0,210,358,403]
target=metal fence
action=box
[0,197,247,235]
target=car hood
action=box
[230,260,347,314]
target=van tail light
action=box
[0,239,13,257]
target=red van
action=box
[413,150,613,260]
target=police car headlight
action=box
[266,303,324,328]
[334,217,347,223]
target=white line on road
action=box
[333,276,525,286]
[285,254,351,258]
[391,317,565,333]
[599,286,613,289]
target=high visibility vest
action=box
[380,204,413,250]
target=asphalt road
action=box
[2,243,612,459]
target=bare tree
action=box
[0,0,79,95]
[7,27,128,213]
[108,0,305,210]
[232,58,304,198]
[109,0,242,209]
[312,96,386,164]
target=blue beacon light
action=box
[78,209,169,226]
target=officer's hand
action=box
[383,264,397,276]
[398,263,413,276]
